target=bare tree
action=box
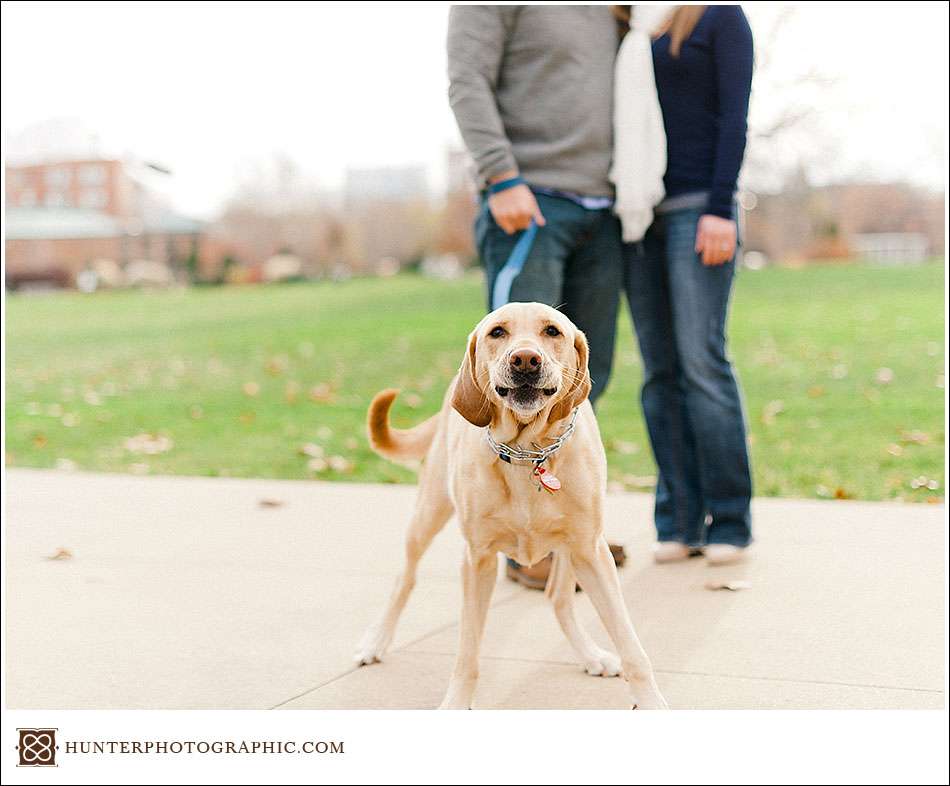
[743,5,841,194]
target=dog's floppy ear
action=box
[451,329,493,427]
[549,327,592,422]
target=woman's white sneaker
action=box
[705,544,746,566]
[653,542,691,563]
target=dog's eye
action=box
[544,325,561,337]
[489,326,507,339]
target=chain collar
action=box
[485,408,580,466]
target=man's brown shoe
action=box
[609,542,627,568]
[505,555,552,590]
[505,544,628,591]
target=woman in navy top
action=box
[621,5,755,565]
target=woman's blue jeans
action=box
[624,207,752,548]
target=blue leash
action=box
[487,176,540,310]
[491,220,538,310]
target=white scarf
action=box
[610,5,671,242]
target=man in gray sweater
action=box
[448,5,624,588]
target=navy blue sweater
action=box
[652,5,753,219]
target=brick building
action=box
[4,159,204,288]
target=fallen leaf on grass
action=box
[309,383,335,403]
[299,443,325,458]
[32,433,48,448]
[46,547,73,561]
[265,356,289,376]
[761,400,784,426]
[242,381,261,397]
[886,443,903,457]
[609,439,639,455]
[705,580,750,591]
[307,457,328,472]
[874,367,894,385]
[327,455,353,473]
[124,433,173,455]
[834,487,853,500]
[899,430,931,446]
[806,385,825,398]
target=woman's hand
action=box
[695,214,737,266]
[487,170,546,235]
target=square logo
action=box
[17,728,58,767]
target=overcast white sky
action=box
[2,1,947,218]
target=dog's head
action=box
[451,302,591,427]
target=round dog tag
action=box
[534,467,561,492]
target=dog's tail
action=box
[367,389,439,463]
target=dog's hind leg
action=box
[439,543,497,709]
[546,551,621,677]
[355,459,452,666]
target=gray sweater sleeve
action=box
[447,5,517,183]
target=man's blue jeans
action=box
[623,207,752,547]
[477,193,623,407]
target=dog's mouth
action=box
[495,384,559,400]
[493,363,559,410]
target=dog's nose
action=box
[510,348,542,370]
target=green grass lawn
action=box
[5,261,945,502]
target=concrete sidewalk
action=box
[5,469,945,709]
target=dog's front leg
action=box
[547,550,621,677]
[439,544,497,710]
[572,537,669,710]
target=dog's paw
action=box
[354,627,388,666]
[354,646,383,666]
[583,649,622,677]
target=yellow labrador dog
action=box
[356,302,667,710]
